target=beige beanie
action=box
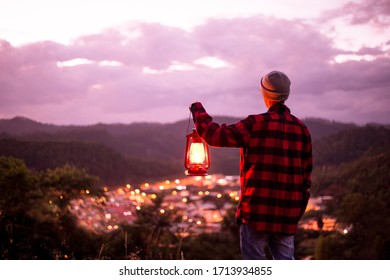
[260,70,291,102]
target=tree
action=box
[0,156,38,259]
[40,164,99,210]
[0,156,35,215]
[0,159,103,259]
[315,233,344,260]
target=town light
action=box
[184,129,210,176]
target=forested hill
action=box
[0,116,357,140]
[0,116,358,162]
[0,137,182,185]
[0,116,389,188]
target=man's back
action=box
[238,103,312,234]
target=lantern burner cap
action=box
[185,168,208,176]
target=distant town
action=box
[68,174,351,236]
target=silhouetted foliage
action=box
[314,149,390,259]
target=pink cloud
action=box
[0,15,389,125]
[328,0,390,27]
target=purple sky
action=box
[0,0,389,125]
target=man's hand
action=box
[189,102,203,113]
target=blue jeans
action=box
[240,223,295,260]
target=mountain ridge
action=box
[1,116,389,188]
[0,115,363,139]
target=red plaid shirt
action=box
[190,102,312,234]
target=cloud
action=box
[0,15,389,125]
[323,0,390,27]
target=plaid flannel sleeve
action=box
[190,102,252,148]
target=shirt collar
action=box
[268,103,290,113]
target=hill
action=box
[0,116,389,188]
[313,124,390,166]
[0,115,356,140]
[0,115,358,164]
[0,137,182,185]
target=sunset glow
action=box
[0,0,389,125]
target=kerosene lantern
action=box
[184,129,210,176]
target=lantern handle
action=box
[186,111,192,135]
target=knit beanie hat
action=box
[260,70,291,102]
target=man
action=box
[189,70,312,260]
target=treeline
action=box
[0,116,374,184]
[311,125,390,196]
[0,137,182,185]
[0,116,245,180]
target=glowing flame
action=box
[189,143,206,164]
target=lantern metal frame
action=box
[184,129,210,176]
